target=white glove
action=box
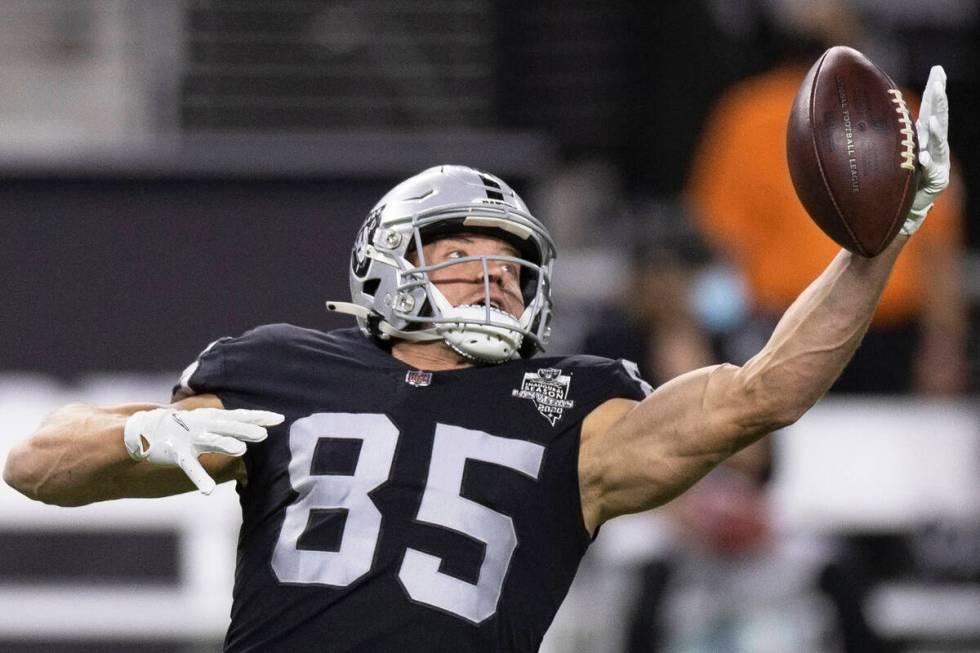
[124,407,284,494]
[902,65,950,236]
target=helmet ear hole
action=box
[362,279,380,297]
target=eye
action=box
[446,250,465,260]
[502,259,524,276]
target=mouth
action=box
[473,298,507,311]
[464,298,515,317]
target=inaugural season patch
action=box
[512,368,574,425]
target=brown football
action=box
[787,46,920,257]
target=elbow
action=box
[3,445,42,502]
[729,365,812,435]
[2,444,83,507]
[750,384,811,430]
[763,402,807,432]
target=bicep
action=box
[580,363,764,531]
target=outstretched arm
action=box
[581,236,904,531]
[3,394,279,506]
[580,66,952,533]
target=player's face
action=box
[419,233,525,318]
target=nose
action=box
[485,258,518,287]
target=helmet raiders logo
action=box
[512,368,574,426]
[352,207,382,278]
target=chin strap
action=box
[327,300,523,363]
[326,301,442,342]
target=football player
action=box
[3,67,949,653]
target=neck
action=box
[391,339,479,371]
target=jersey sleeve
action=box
[560,354,653,408]
[614,358,654,399]
[171,323,324,403]
[172,337,232,401]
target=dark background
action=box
[2,0,978,380]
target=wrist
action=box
[901,204,932,237]
[123,409,157,461]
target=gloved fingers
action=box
[214,409,285,427]
[918,149,949,197]
[916,117,930,153]
[926,64,947,87]
[919,65,947,124]
[172,441,217,494]
[201,419,269,442]
[197,431,249,457]
[926,65,947,101]
[928,114,949,164]
[903,66,949,231]
[930,82,949,131]
[924,117,950,190]
[918,148,933,171]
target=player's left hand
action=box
[124,407,284,494]
[903,65,950,236]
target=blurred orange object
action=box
[688,64,963,328]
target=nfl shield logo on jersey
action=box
[512,368,575,425]
[405,370,433,387]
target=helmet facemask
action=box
[401,225,552,362]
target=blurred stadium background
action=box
[0,1,978,652]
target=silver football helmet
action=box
[327,165,557,363]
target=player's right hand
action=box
[124,407,284,494]
[904,65,950,235]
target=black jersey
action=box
[175,325,650,653]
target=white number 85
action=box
[271,412,545,624]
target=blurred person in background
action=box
[687,0,967,395]
[582,229,716,387]
[582,227,839,652]
[622,440,848,653]
[677,2,968,651]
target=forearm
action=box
[3,402,157,506]
[3,393,229,506]
[736,235,908,429]
[581,236,911,527]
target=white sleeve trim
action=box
[175,338,225,399]
[619,359,653,397]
